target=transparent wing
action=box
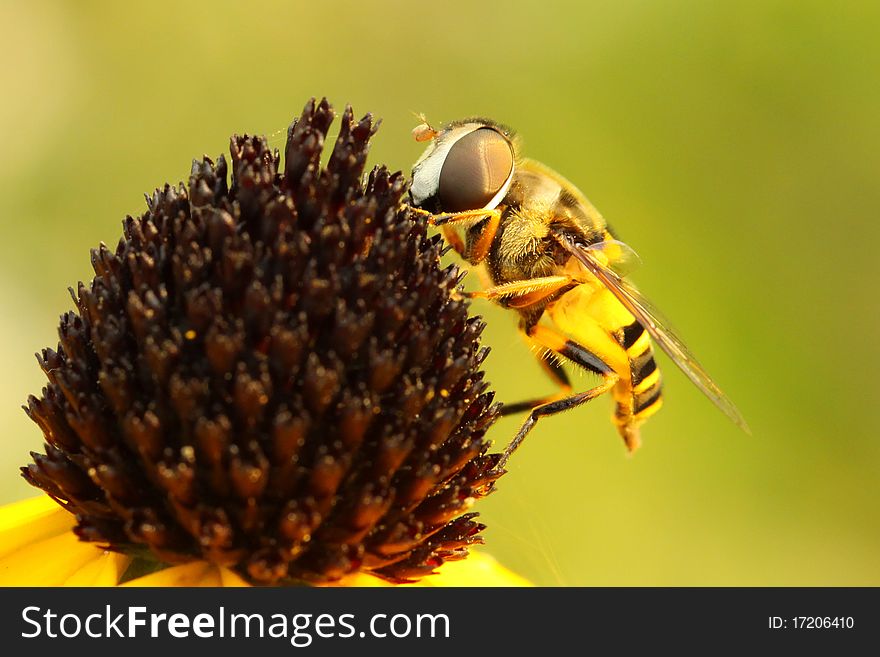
[561,236,750,434]
[579,239,642,277]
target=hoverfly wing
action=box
[579,239,642,277]
[561,236,750,434]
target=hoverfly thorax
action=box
[410,120,516,214]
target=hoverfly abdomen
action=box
[615,320,664,445]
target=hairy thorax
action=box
[486,205,568,285]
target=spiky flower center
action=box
[23,99,502,584]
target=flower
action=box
[6,98,527,586]
[0,495,530,586]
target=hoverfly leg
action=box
[429,207,501,228]
[431,208,502,265]
[539,352,571,387]
[408,206,435,220]
[499,375,617,470]
[499,354,571,416]
[467,275,574,304]
[496,325,618,469]
[470,277,578,413]
[410,206,503,266]
[465,211,500,264]
[441,225,466,257]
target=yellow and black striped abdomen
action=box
[618,321,664,422]
[547,283,663,451]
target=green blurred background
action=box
[1,0,877,585]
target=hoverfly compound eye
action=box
[438,128,514,212]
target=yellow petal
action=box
[219,566,252,587]
[63,551,131,586]
[330,551,531,587]
[122,561,226,587]
[415,552,532,587]
[0,495,75,560]
[0,528,109,586]
[0,495,132,586]
[124,552,530,587]
[328,571,390,587]
[0,496,530,587]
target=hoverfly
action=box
[409,116,748,467]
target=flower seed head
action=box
[22,98,503,584]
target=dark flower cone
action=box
[21,98,503,584]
